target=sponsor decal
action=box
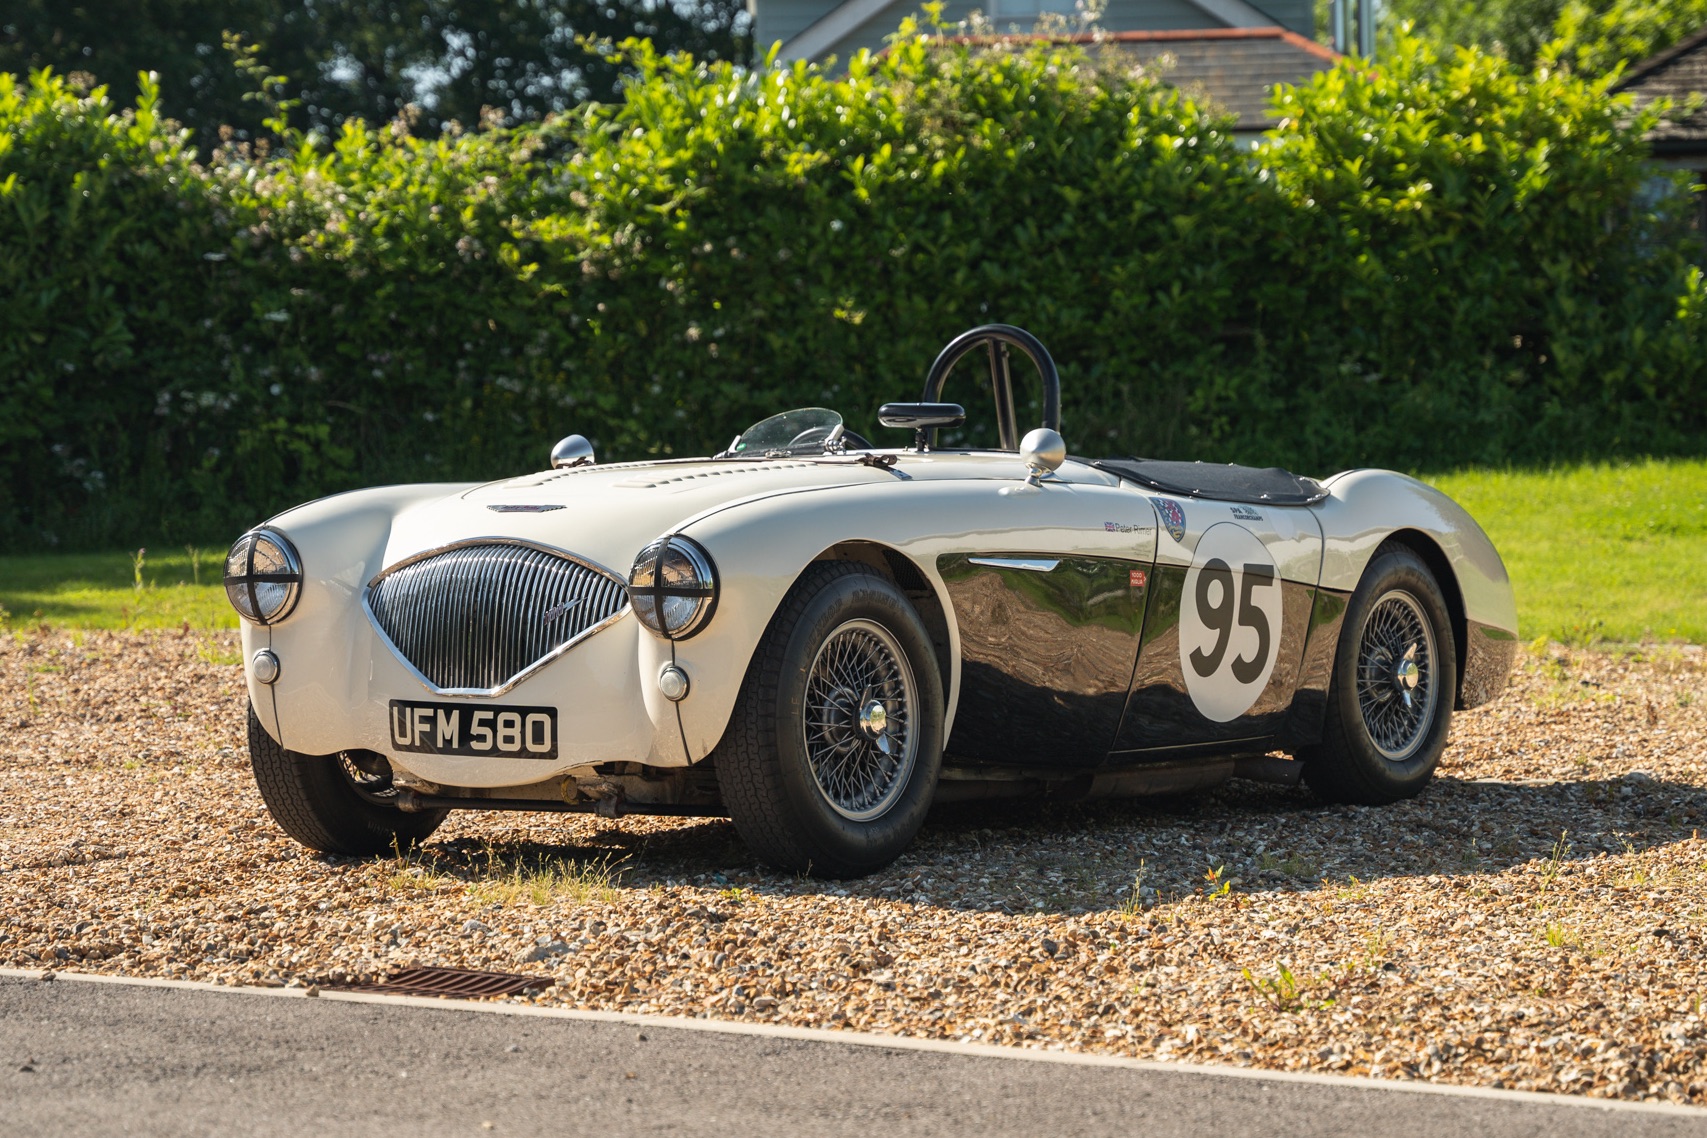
[1151,497,1188,542]
[1103,521,1142,534]
[1180,523,1283,723]
[1230,505,1263,522]
[1129,569,1148,589]
[486,504,566,513]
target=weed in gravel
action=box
[1361,929,1390,969]
[1242,963,1334,1012]
[1116,859,1148,918]
[1256,851,1318,878]
[469,851,627,907]
[1532,831,1570,906]
[194,637,242,667]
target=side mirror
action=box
[551,434,595,469]
[1019,428,1065,485]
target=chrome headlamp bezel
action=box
[223,528,304,626]
[628,535,718,640]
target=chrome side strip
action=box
[967,557,1061,573]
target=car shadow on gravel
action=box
[400,771,1707,918]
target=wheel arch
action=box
[1315,468,1517,712]
[811,540,955,723]
[1381,528,1469,709]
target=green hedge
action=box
[1,29,1703,551]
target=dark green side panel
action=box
[937,554,1150,768]
[1110,565,1319,757]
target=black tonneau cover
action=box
[1089,457,1328,506]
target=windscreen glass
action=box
[727,408,843,457]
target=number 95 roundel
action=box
[1180,523,1283,722]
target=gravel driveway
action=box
[2,629,1703,1106]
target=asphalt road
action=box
[3,973,1703,1138]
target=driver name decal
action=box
[1179,522,1283,722]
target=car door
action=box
[1110,493,1325,759]
[935,469,1157,768]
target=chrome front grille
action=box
[367,541,629,694]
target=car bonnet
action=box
[375,457,899,576]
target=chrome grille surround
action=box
[365,538,630,696]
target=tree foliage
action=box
[0,30,1702,550]
[1552,0,1707,76]
[1384,0,1707,76]
[0,0,751,145]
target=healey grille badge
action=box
[542,599,582,624]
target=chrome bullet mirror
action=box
[551,434,595,469]
[1019,428,1065,485]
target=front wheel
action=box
[247,705,446,855]
[715,562,944,878]
[1302,543,1457,805]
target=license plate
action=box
[388,699,558,759]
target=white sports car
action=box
[227,325,1518,877]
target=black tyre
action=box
[715,562,945,878]
[1302,543,1457,805]
[247,705,446,855]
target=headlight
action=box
[628,535,717,640]
[224,528,303,625]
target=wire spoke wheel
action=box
[1354,589,1438,761]
[801,618,919,821]
[338,751,400,808]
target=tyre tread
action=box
[716,561,871,871]
[715,560,943,877]
[248,705,443,856]
[1302,542,1456,806]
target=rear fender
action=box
[1314,469,1518,709]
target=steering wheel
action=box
[920,324,1061,451]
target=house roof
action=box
[1613,24,1707,155]
[779,0,1292,66]
[942,28,1339,131]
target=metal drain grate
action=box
[338,966,551,999]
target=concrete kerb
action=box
[6,966,1703,1120]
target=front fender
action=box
[244,484,475,746]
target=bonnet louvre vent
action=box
[367,542,628,694]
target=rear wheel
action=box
[1302,544,1456,805]
[247,705,446,855]
[715,562,944,878]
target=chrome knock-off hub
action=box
[1393,656,1420,692]
[859,699,889,738]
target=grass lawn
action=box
[0,546,235,630]
[1426,457,1707,645]
[1,458,1704,643]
